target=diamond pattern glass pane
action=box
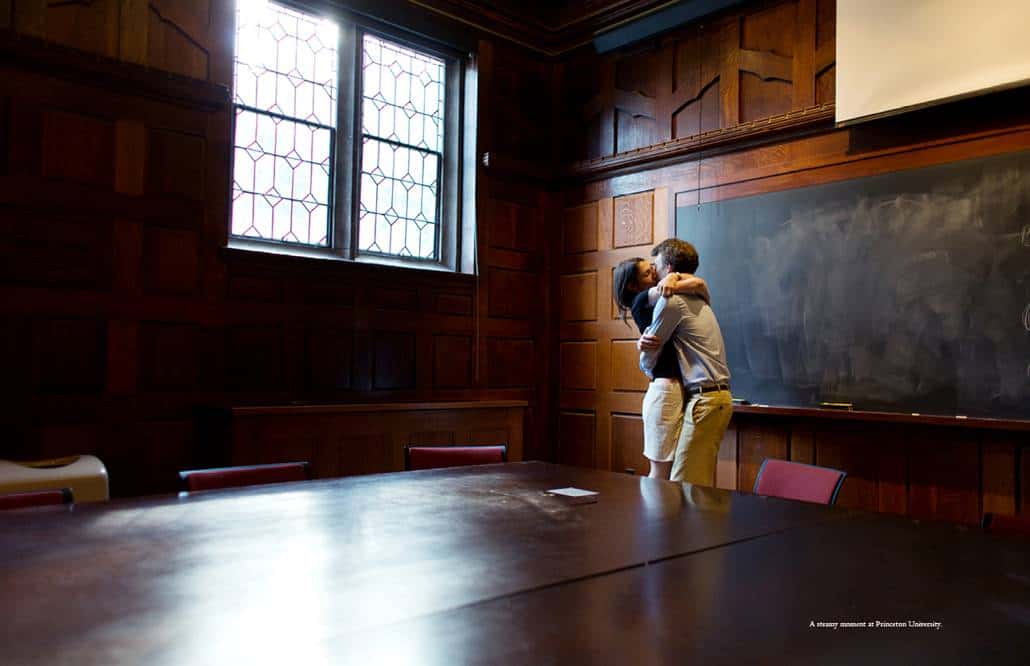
[358,138,439,258]
[232,0,337,247]
[232,109,332,245]
[359,34,445,259]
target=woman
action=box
[612,258,709,479]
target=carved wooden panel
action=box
[814,0,836,105]
[559,411,596,468]
[486,337,535,388]
[738,3,795,124]
[559,271,598,321]
[613,191,653,248]
[307,327,353,392]
[433,334,473,388]
[140,322,199,391]
[488,267,532,319]
[31,318,106,393]
[560,341,596,390]
[614,47,658,153]
[563,203,599,255]
[144,227,199,295]
[147,4,209,80]
[610,340,648,392]
[41,110,114,187]
[146,129,205,200]
[40,0,119,58]
[373,332,416,390]
[611,412,648,475]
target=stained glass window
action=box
[358,35,446,260]
[231,0,337,246]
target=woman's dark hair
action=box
[612,258,645,326]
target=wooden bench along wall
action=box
[226,401,527,478]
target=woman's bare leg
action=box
[648,459,672,480]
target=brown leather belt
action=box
[686,383,730,396]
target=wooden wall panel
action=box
[611,412,648,475]
[559,341,596,390]
[42,110,114,187]
[146,129,205,200]
[736,420,788,492]
[562,203,599,254]
[490,200,536,253]
[373,332,416,390]
[610,340,648,392]
[144,227,200,295]
[562,0,835,164]
[140,323,199,392]
[31,318,106,393]
[813,424,878,512]
[225,326,283,392]
[559,411,595,468]
[909,433,981,526]
[3,5,552,497]
[433,334,473,388]
[559,272,598,321]
[306,328,353,392]
[485,337,535,389]
[488,268,532,319]
[981,435,1017,517]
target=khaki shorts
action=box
[671,389,733,486]
[641,379,684,462]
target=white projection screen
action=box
[836,0,1030,125]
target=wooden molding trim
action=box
[567,103,836,181]
[232,400,529,416]
[733,404,1030,432]
[0,30,229,110]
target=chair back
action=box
[753,459,846,505]
[982,513,1030,539]
[0,488,73,510]
[406,445,507,471]
[179,462,311,492]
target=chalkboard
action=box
[676,149,1030,420]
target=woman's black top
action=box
[630,290,679,380]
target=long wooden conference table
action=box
[1,462,1028,664]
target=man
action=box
[639,238,732,486]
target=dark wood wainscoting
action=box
[223,401,527,477]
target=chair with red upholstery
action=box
[753,459,847,505]
[179,462,311,493]
[982,512,1030,539]
[0,487,73,510]
[406,445,507,471]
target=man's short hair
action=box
[651,238,699,274]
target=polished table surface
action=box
[1,462,1027,664]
